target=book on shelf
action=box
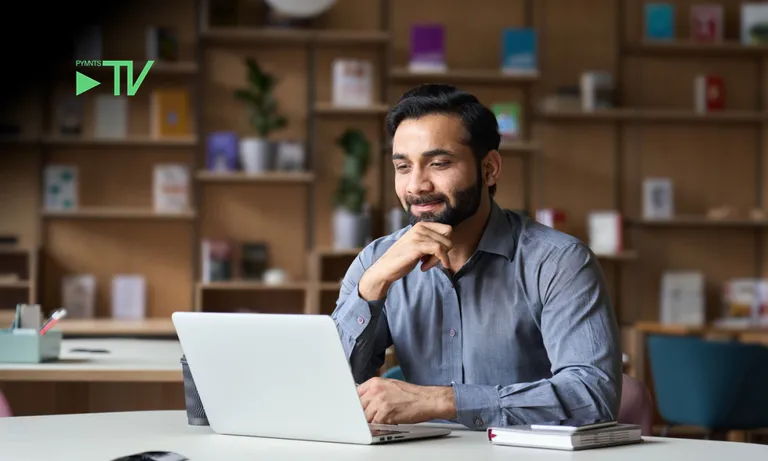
[55,95,84,135]
[487,422,642,451]
[690,3,723,43]
[201,239,233,283]
[153,164,190,213]
[492,103,521,140]
[409,24,446,73]
[741,3,768,45]
[150,89,192,138]
[500,27,537,75]
[693,74,724,113]
[580,71,615,111]
[44,164,78,211]
[644,2,675,40]
[94,95,128,139]
[587,210,623,256]
[642,177,674,219]
[112,275,146,320]
[660,271,705,326]
[206,131,239,172]
[146,26,179,61]
[722,278,768,322]
[62,274,96,319]
[332,59,373,107]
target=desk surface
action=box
[1,411,766,461]
[57,318,177,337]
[0,339,182,382]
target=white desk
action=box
[2,411,767,461]
[0,339,184,415]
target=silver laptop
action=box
[171,311,452,445]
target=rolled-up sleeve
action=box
[451,242,622,429]
[331,246,392,383]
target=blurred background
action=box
[1,0,768,445]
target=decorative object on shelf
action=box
[492,103,521,140]
[201,239,232,282]
[55,96,83,135]
[111,275,146,320]
[741,3,768,45]
[693,74,724,113]
[264,0,336,27]
[660,271,705,326]
[722,278,768,324]
[62,274,96,319]
[234,58,287,174]
[153,164,190,213]
[690,3,723,43]
[332,59,373,107]
[332,128,371,250]
[750,208,767,220]
[706,205,737,220]
[644,2,674,41]
[146,26,179,61]
[275,140,306,171]
[150,89,192,139]
[263,268,287,285]
[500,27,537,76]
[581,71,615,111]
[642,177,674,219]
[409,24,446,73]
[241,242,269,280]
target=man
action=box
[331,84,622,430]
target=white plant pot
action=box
[239,138,272,173]
[333,207,363,250]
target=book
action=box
[201,239,232,283]
[660,271,705,326]
[690,4,723,43]
[206,131,239,172]
[146,26,179,61]
[492,103,521,139]
[587,211,623,256]
[580,71,615,111]
[111,275,146,320]
[642,177,674,219]
[150,89,192,138]
[331,59,373,107]
[409,24,446,72]
[55,95,83,136]
[488,423,642,451]
[93,95,128,139]
[43,164,78,211]
[741,3,768,44]
[645,3,674,40]
[694,74,724,113]
[153,164,190,213]
[61,274,96,319]
[500,28,537,75]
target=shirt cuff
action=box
[336,287,386,338]
[451,383,502,430]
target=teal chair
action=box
[647,334,768,438]
[382,365,405,381]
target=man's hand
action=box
[357,377,456,425]
[358,222,453,301]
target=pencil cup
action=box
[180,355,209,426]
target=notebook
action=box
[487,423,642,451]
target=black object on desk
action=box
[181,354,209,426]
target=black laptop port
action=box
[395,435,405,439]
[387,436,393,440]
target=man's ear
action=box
[483,150,502,187]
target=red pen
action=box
[39,308,67,335]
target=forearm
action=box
[451,365,620,430]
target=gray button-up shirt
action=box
[331,201,622,430]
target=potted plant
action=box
[234,58,287,174]
[332,128,371,249]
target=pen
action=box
[39,308,67,335]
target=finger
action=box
[419,241,451,269]
[415,226,453,250]
[420,254,440,271]
[364,402,377,423]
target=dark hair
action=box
[385,84,500,197]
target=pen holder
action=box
[0,328,62,363]
[181,354,209,426]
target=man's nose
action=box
[406,168,433,195]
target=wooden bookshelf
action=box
[202,27,390,45]
[41,207,197,220]
[196,171,315,183]
[41,136,198,147]
[538,108,768,124]
[314,102,390,115]
[624,40,768,57]
[389,68,538,84]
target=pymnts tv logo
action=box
[75,60,154,96]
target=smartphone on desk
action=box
[530,419,617,432]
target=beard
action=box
[405,180,482,228]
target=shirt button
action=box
[449,328,456,337]
[357,316,365,325]
[475,417,484,427]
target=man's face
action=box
[392,114,483,227]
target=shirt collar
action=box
[476,200,518,261]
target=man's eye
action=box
[395,164,410,171]
[431,162,449,168]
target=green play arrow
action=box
[75,71,100,95]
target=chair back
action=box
[0,390,12,417]
[647,334,768,431]
[618,373,653,435]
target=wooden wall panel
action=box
[0,151,40,248]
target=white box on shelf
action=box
[111,275,146,320]
[660,271,705,326]
[642,177,674,219]
[587,210,623,255]
[332,59,373,107]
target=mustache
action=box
[406,194,447,206]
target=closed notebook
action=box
[487,423,642,451]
